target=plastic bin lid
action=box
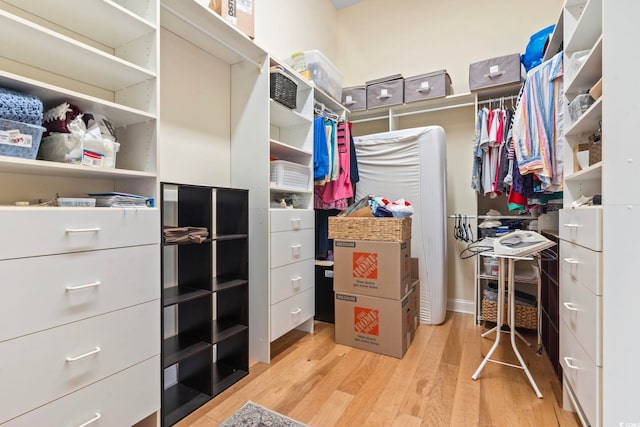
[366,74,404,86]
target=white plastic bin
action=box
[270,160,310,190]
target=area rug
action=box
[218,401,309,427]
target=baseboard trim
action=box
[447,298,474,314]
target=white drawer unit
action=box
[0,301,159,424]
[269,228,314,268]
[561,321,601,426]
[559,207,603,251]
[270,287,315,341]
[2,356,160,427]
[270,209,314,232]
[559,240,603,295]
[0,245,160,343]
[270,259,315,305]
[0,208,160,260]
[560,268,602,365]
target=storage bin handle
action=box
[417,82,431,93]
[344,100,356,106]
[76,413,101,427]
[377,93,392,100]
[484,70,505,78]
[563,356,580,370]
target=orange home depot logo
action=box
[353,252,377,279]
[354,307,379,336]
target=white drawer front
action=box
[0,207,159,260]
[560,321,601,426]
[559,207,602,251]
[3,356,159,427]
[0,301,159,424]
[559,240,602,295]
[0,245,159,343]
[560,268,602,365]
[270,287,314,341]
[270,259,314,305]
[271,209,314,232]
[270,229,314,268]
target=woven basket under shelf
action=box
[270,69,297,110]
[481,298,537,330]
[328,216,411,242]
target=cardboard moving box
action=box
[333,239,412,300]
[335,280,420,358]
[209,0,255,39]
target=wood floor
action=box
[177,312,581,427]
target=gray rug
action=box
[218,401,309,427]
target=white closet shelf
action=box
[0,156,156,179]
[270,100,312,127]
[160,0,266,67]
[0,10,156,92]
[565,36,602,96]
[0,70,157,127]
[565,161,602,183]
[543,8,564,62]
[4,0,156,48]
[565,97,602,139]
[350,92,476,123]
[270,139,312,164]
[565,0,602,54]
[314,85,347,114]
[269,186,312,194]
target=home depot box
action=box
[209,0,255,39]
[333,239,412,300]
[335,280,420,358]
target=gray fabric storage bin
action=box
[404,70,453,102]
[469,53,523,91]
[342,86,366,112]
[366,74,404,109]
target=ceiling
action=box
[331,0,365,10]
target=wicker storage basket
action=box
[270,69,297,110]
[481,298,537,330]
[328,216,411,242]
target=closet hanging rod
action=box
[161,4,263,71]
[447,214,534,220]
[477,95,519,106]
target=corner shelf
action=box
[160,183,249,426]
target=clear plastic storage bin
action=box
[0,117,44,159]
[270,160,310,190]
[568,94,595,122]
[285,50,343,102]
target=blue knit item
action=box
[0,87,43,126]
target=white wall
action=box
[254,0,338,64]
[335,0,563,91]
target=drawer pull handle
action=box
[66,281,101,291]
[563,356,580,370]
[563,223,580,228]
[77,413,101,427]
[65,227,101,233]
[291,276,302,288]
[66,346,101,362]
[563,258,579,264]
[291,308,302,315]
[563,302,580,311]
[484,70,505,78]
[291,244,302,256]
[290,218,301,229]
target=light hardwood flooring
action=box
[178,312,580,427]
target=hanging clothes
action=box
[511,51,564,192]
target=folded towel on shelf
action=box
[163,226,209,244]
